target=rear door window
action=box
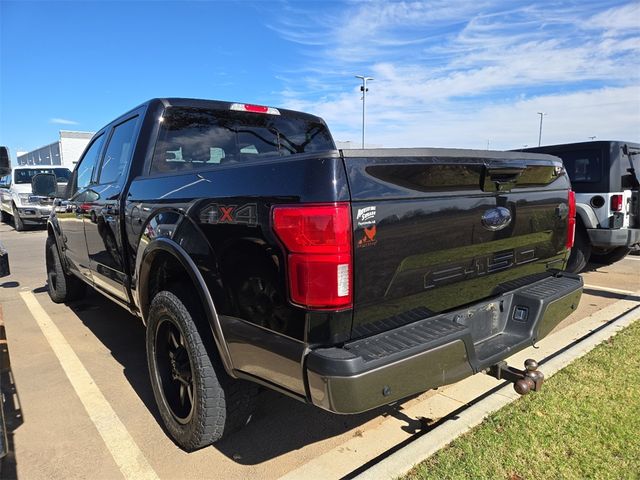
[97,116,139,186]
[150,106,335,174]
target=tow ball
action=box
[488,359,544,395]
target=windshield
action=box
[150,106,335,174]
[14,168,72,184]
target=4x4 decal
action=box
[199,203,258,225]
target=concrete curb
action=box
[352,302,640,480]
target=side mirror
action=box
[0,146,10,177]
[31,173,58,197]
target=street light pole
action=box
[355,75,373,149]
[537,112,546,147]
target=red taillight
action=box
[610,194,623,212]
[566,190,576,249]
[272,203,352,309]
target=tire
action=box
[565,227,591,273]
[590,246,631,266]
[146,290,257,451]
[45,236,86,303]
[12,204,24,231]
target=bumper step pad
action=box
[306,273,583,413]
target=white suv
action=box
[522,141,640,272]
[0,166,71,231]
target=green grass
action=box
[406,320,640,480]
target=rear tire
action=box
[146,290,257,451]
[12,204,24,231]
[590,246,631,266]
[45,236,86,303]
[565,227,591,273]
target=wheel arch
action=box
[575,203,599,229]
[138,237,235,377]
[46,217,69,271]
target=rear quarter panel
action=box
[125,153,351,396]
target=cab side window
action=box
[72,134,105,196]
[98,117,138,186]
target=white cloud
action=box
[585,2,640,36]
[268,1,640,148]
[49,117,79,125]
[349,85,640,149]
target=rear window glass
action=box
[150,106,335,174]
[558,149,602,183]
[14,168,71,184]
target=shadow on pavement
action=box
[582,287,640,302]
[48,288,416,465]
[63,290,161,425]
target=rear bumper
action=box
[587,227,640,247]
[306,272,583,414]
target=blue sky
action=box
[1,0,639,159]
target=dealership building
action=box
[17,130,94,169]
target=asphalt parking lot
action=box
[1,223,639,480]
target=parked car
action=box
[41,98,582,451]
[0,166,71,230]
[521,141,640,272]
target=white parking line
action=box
[583,284,639,296]
[20,291,159,480]
[624,255,640,261]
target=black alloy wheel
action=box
[154,317,195,424]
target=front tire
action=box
[45,236,86,303]
[12,204,24,231]
[146,290,257,451]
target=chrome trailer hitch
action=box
[488,359,545,395]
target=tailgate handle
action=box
[482,166,525,192]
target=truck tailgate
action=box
[343,148,572,340]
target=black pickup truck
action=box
[42,98,582,451]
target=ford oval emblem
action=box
[481,207,512,231]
